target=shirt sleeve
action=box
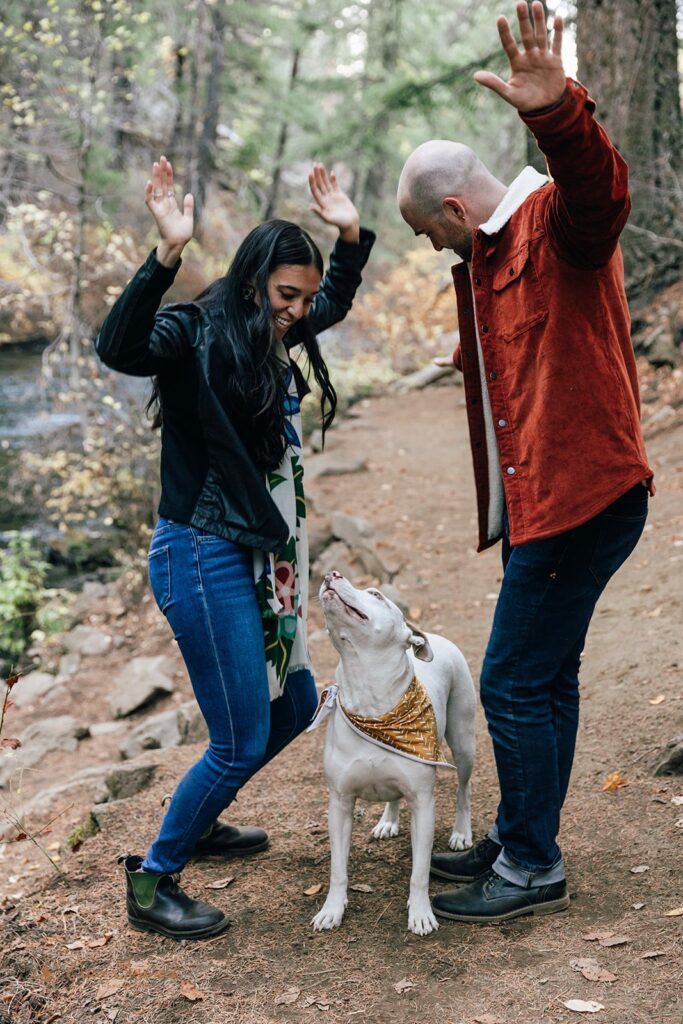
[94,250,197,377]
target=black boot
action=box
[121,855,230,940]
[431,834,502,882]
[432,870,569,924]
[193,821,269,858]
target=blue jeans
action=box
[142,518,318,874]
[480,484,648,886]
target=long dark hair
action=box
[147,219,337,472]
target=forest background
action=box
[0,0,681,672]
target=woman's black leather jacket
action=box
[95,229,375,551]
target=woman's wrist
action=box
[338,221,360,243]
[156,241,186,268]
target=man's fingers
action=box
[151,160,161,194]
[182,193,194,220]
[551,13,564,57]
[531,1,548,50]
[516,1,536,52]
[496,15,520,62]
[473,69,510,100]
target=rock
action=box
[57,653,81,680]
[311,541,360,585]
[331,511,375,548]
[176,701,208,746]
[41,684,67,708]
[0,764,113,835]
[72,580,110,620]
[0,716,89,787]
[90,720,127,737]
[100,762,158,801]
[309,428,324,452]
[355,541,402,581]
[12,671,57,709]
[63,624,112,657]
[377,583,411,616]
[119,709,180,760]
[306,456,368,481]
[654,734,683,776]
[109,655,176,718]
[308,521,335,564]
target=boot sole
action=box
[194,839,269,859]
[430,865,491,883]
[128,913,231,940]
[432,894,570,924]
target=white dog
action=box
[310,571,476,935]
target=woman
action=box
[96,156,374,940]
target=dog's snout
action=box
[324,570,343,587]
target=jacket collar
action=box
[479,166,548,236]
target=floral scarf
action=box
[253,341,311,700]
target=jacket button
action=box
[508,267,515,276]
[490,371,497,380]
[475,277,482,286]
[506,466,516,475]
[498,419,507,427]
[481,324,488,333]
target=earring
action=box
[242,284,255,302]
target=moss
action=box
[66,813,100,851]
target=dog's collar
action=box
[306,677,454,770]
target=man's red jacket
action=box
[452,79,653,551]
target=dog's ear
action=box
[406,621,434,663]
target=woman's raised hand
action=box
[145,155,194,267]
[308,163,360,243]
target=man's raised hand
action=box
[145,155,194,267]
[473,1,566,113]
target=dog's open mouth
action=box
[323,586,368,622]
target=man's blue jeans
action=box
[481,484,649,887]
[142,518,318,874]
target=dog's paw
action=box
[311,901,346,931]
[448,829,473,851]
[371,820,399,840]
[408,904,439,936]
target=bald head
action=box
[398,141,485,217]
[397,141,507,257]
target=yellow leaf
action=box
[304,883,322,896]
[648,694,666,705]
[180,981,204,1002]
[601,771,629,792]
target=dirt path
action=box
[2,382,682,1024]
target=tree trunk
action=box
[360,0,403,221]
[576,0,683,305]
[194,5,226,236]
[263,48,302,221]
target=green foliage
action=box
[67,813,100,851]
[0,534,48,671]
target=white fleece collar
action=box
[478,166,548,236]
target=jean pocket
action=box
[148,544,172,613]
[589,512,647,587]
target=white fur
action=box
[312,573,476,936]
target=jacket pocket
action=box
[492,241,548,341]
[148,545,172,614]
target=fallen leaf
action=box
[304,883,322,896]
[350,883,373,893]
[65,940,84,950]
[0,737,21,749]
[205,876,235,890]
[675,818,683,829]
[88,934,113,948]
[632,902,646,910]
[582,928,613,942]
[10,940,26,951]
[598,934,630,948]
[640,950,666,959]
[665,906,683,917]
[601,771,629,792]
[393,978,415,994]
[563,999,605,1013]
[646,606,662,618]
[670,796,683,806]
[570,958,617,983]
[648,694,666,705]
[96,980,124,1000]
[274,987,301,1006]
[180,981,204,1002]
[472,1015,504,1024]
[630,864,649,873]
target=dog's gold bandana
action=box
[307,676,454,769]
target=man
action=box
[397,1,653,924]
